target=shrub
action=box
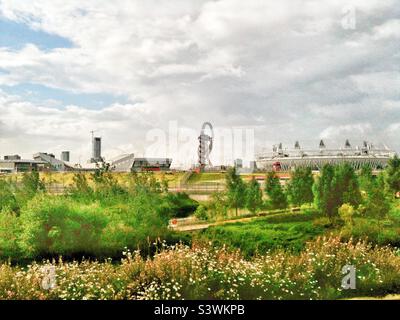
[0,210,21,260]
[18,196,108,258]
[208,192,229,219]
[161,193,198,219]
[0,180,18,213]
[339,203,355,228]
[195,205,208,221]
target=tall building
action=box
[234,159,243,169]
[91,137,102,163]
[61,151,70,162]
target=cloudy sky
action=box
[0,0,399,167]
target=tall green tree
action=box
[359,165,373,193]
[265,172,288,209]
[314,164,361,221]
[364,173,390,221]
[333,163,361,207]
[385,154,400,196]
[286,167,314,206]
[225,167,246,216]
[246,177,263,214]
[313,164,336,220]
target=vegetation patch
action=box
[199,211,325,256]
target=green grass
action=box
[187,172,226,184]
[340,217,400,247]
[199,211,325,256]
[199,207,400,258]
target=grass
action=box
[199,208,400,258]
[1,172,185,188]
[198,211,325,256]
[187,172,226,184]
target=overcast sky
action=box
[0,0,399,167]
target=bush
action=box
[0,210,21,259]
[160,193,199,219]
[0,180,18,213]
[200,213,324,256]
[18,196,108,258]
[339,203,355,228]
[195,205,208,221]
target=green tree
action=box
[385,154,400,196]
[286,167,314,206]
[314,164,361,221]
[333,164,361,207]
[265,172,288,209]
[0,180,18,212]
[209,192,228,219]
[358,165,373,193]
[364,174,390,221]
[246,178,263,214]
[225,167,246,216]
[313,164,336,221]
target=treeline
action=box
[0,168,198,261]
[196,155,400,222]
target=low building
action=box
[0,159,47,173]
[110,154,172,172]
[33,152,74,172]
[4,155,21,161]
[110,154,136,172]
[132,158,172,172]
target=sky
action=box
[0,0,399,168]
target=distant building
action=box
[61,151,70,162]
[33,152,73,172]
[234,159,243,169]
[110,154,136,172]
[90,137,102,163]
[0,159,47,173]
[131,158,172,172]
[249,161,257,171]
[110,154,172,172]
[4,155,21,161]
[256,140,395,171]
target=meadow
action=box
[1,159,400,299]
[0,236,399,300]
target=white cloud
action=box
[0,0,399,165]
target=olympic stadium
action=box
[255,140,396,172]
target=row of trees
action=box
[220,155,400,220]
[222,166,314,216]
